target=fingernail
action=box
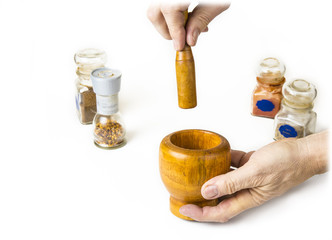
[203,185,219,199]
[173,40,181,51]
[179,206,189,216]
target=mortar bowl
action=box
[159,129,231,220]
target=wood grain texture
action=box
[159,129,231,220]
[175,10,197,109]
[176,46,197,109]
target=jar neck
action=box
[76,63,105,86]
[256,77,285,87]
[96,94,119,115]
[256,77,284,93]
[281,99,313,112]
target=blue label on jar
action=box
[256,99,275,112]
[279,124,298,138]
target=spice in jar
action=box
[94,118,125,147]
[77,87,96,123]
[91,67,126,149]
[251,57,286,118]
[74,48,107,124]
[274,79,317,140]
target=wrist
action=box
[296,131,329,175]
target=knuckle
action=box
[160,4,176,14]
[200,207,211,221]
[197,13,211,27]
[146,5,159,22]
[215,203,230,223]
[160,3,187,13]
[222,177,237,195]
[146,9,160,23]
[252,195,264,206]
[249,189,267,207]
[169,27,184,39]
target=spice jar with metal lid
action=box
[74,48,107,124]
[251,57,286,118]
[273,79,317,140]
[91,67,126,149]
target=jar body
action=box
[74,48,106,124]
[75,77,97,124]
[274,79,317,140]
[91,68,125,149]
[251,77,284,118]
[274,105,316,140]
[93,113,126,148]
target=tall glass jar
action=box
[91,68,126,149]
[74,48,107,124]
[274,79,317,140]
[251,57,286,118]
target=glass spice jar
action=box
[74,48,107,124]
[91,67,126,149]
[274,79,317,140]
[251,57,286,118]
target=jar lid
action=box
[257,57,286,84]
[74,48,107,66]
[91,67,122,96]
[283,79,317,108]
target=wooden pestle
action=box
[175,10,197,109]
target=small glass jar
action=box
[274,79,317,140]
[74,48,107,124]
[251,57,286,118]
[91,67,126,149]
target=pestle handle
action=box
[175,10,197,109]
[183,9,189,25]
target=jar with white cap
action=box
[274,79,317,140]
[91,67,126,148]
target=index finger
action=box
[160,4,189,50]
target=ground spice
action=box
[251,77,285,118]
[273,79,317,141]
[94,119,125,147]
[274,123,306,140]
[252,57,286,118]
[77,86,96,124]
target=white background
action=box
[0,0,331,239]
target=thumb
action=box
[201,164,259,200]
[186,3,230,46]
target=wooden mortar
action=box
[159,129,231,220]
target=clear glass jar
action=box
[252,57,286,118]
[91,68,126,149]
[274,79,317,140]
[74,48,107,124]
